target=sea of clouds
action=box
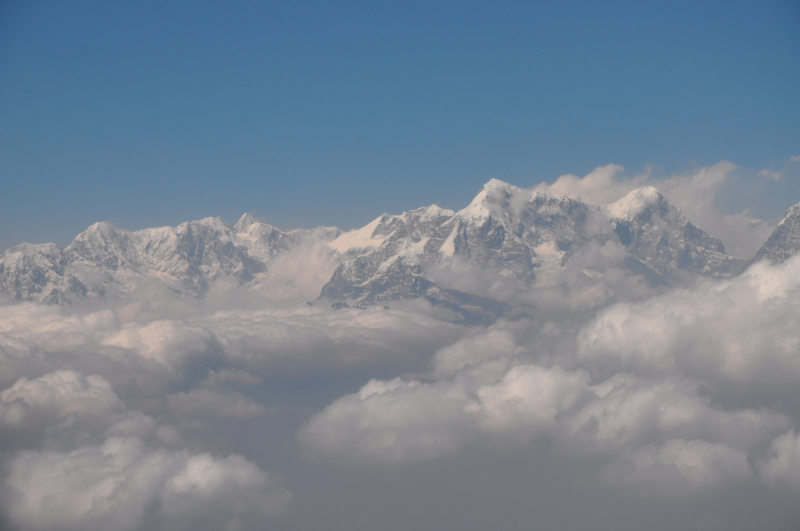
[0,162,798,530]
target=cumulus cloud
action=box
[300,254,800,514]
[299,376,476,463]
[4,436,291,531]
[0,367,291,531]
[475,364,592,436]
[0,288,471,528]
[300,361,788,477]
[563,375,789,453]
[602,439,753,495]
[102,320,220,369]
[0,371,123,419]
[0,369,172,456]
[430,322,526,377]
[159,451,291,528]
[248,237,342,302]
[577,253,800,394]
[0,371,126,448]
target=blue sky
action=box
[1,0,799,249]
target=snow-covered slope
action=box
[0,214,340,304]
[606,186,736,281]
[320,180,742,315]
[1,179,776,321]
[750,202,800,264]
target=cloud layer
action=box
[299,253,800,527]
[5,437,290,531]
[1,162,798,530]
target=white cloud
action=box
[577,254,800,393]
[299,376,475,463]
[0,370,124,423]
[193,303,465,371]
[0,305,120,347]
[0,297,466,392]
[159,452,291,528]
[0,370,138,451]
[0,367,290,530]
[533,164,649,205]
[300,356,787,476]
[758,169,784,181]
[102,320,219,369]
[427,237,663,314]
[6,437,168,531]
[475,364,592,436]
[4,436,291,531]
[431,323,524,377]
[564,375,789,453]
[790,155,800,163]
[248,237,342,302]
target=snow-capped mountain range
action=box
[321,181,739,305]
[2,179,798,322]
[0,215,340,304]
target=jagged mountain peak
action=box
[462,179,583,225]
[234,213,258,231]
[0,178,776,316]
[606,186,664,220]
[177,216,232,233]
[5,242,61,258]
[480,177,522,194]
[0,212,332,303]
[416,204,455,218]
[72,221,125,240]
[64,221,136,270]
[328,204,454,255]
[319,179,747,321]
[395,204,456,226]
[464,179,526,221]
[751,202,800,264]
[778,203,800,227]
[328,214,388,253]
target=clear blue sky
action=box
[1,0,799,249]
